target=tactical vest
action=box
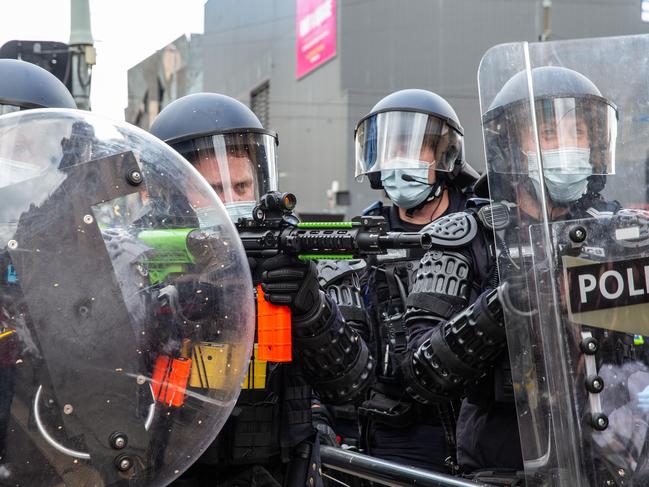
[197,289,314,469]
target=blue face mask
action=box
[527,148,592,204]
[381,168,431,209]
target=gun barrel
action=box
[378,232,432,250]
[287,229,432,256]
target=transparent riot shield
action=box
[479,34,649,486]
[0,109,254,486]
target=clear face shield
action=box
[173,131,278,224]
[484,95,617,204]
[355,110,463,180]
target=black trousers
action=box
[456,399,523,472]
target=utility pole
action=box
[541,0,552,41]
[69,0,96,110]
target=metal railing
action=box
[320,446,498,487]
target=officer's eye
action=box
[542,128,556,138]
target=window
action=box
[250,81,270,127]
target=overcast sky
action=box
[0,0,205,120]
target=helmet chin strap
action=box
[405,175,445,218]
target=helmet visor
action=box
[355,110,463,178]
[173,131,278,208]
[484,95,617,175]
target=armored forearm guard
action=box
[293,292,375,404]
[403,288,506,403]
[325,280,372,343]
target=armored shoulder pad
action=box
[362,200,384,216]
[420,211,478,248]
[317,259,367,287]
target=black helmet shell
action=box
[0,59,75,110]
[485,66,612,122]
[150,92,275,145]
[361,88,463,135]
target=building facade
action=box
[125,34,203,130]
[128,0,649,216]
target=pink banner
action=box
[296,0,336,79]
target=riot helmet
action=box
[0,59,76,114]
[150,93,278,223]
[482,66,618,204]
[354,89,474,210]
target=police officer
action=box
[351,89,478,471]
[399,66,620,479]
[258,89,478,471]
[151,93,374,487]
[254,88,477,473]
[0,58,76,479]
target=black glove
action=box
[261,254,321,318]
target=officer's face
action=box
[539,116,589,151]
[191,154,256,206]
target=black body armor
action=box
[355,197,470,473]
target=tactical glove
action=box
[261,254,321,319]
